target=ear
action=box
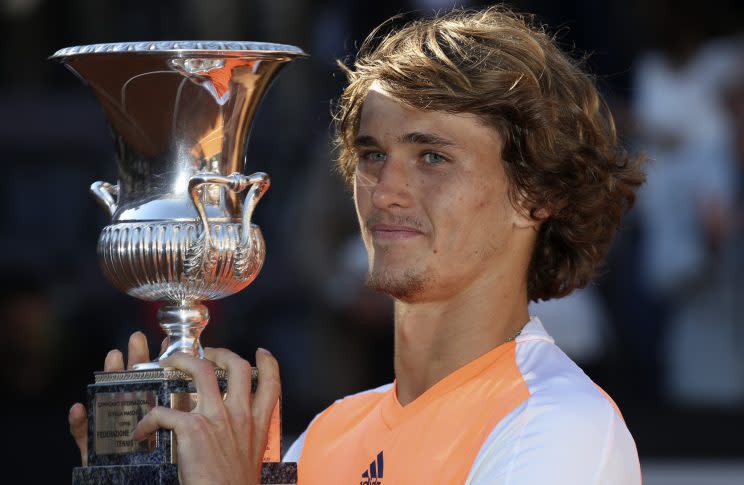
[512,194,550,230]
[514,209,548,229]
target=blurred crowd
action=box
[0,0,742,480]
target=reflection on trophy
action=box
[52,41,304,484]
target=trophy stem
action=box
[132,301,209,370]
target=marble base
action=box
[72,464,178,485]
[72,462,297,484]
[73,368,295,484]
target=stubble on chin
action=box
[365,268,427,301]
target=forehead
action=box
[358,84,502,150]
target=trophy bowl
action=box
[52,41,305,367]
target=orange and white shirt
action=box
[284,317,641,484]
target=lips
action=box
[369,224,424,240]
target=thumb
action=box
[69,403,88,466]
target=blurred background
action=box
[1,0,743,482]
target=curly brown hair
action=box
[334,6,644,301]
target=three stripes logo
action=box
[359,451,384,485]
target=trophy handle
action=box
[234,173,269,280]
[89,181,119,217]
[188,171,270,245]
[187,172,269,280]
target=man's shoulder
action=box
[467,389,639,484]
[504,317,633,464]
[515,318,621,419]
[466,327,640,484]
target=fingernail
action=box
[257,347,272,356]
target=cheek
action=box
[444,189,511,252]
[434,192,491,248]
[466,178,504,218]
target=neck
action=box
[392,271,530,406]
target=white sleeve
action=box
[282,429,307,463]
[465,395,641,485]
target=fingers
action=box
[201,347,280,430]
[131,406,189,442]
[127,331,150,369]
[252,348,280,433]
[104,349,125,372]
[160,353,223,414]
[204,347,254,415]
[103,332,151,372]
[69,403,88,466]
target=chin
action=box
[365,267,429,301]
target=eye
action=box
[359,150,387,163]
[422,152,448,165]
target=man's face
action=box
[353,85,536,302]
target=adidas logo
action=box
[359,451,384,485]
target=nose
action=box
[370,157,413,210]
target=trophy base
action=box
[75,367,294,484]
[72,462,298,484]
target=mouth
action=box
[369,224,424,241]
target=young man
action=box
[70,6,644,484]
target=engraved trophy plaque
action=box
[51,41,304,484]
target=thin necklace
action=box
[504,326,524,343]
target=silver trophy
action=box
[52,41,304,484]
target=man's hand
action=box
[68,331,151,466]
[68,330,279,484]
[131,348,279,485]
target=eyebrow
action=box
[353,135,379,147]
[353,132,459,148]
[398,131,458,147]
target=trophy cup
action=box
[51,41,304,484]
